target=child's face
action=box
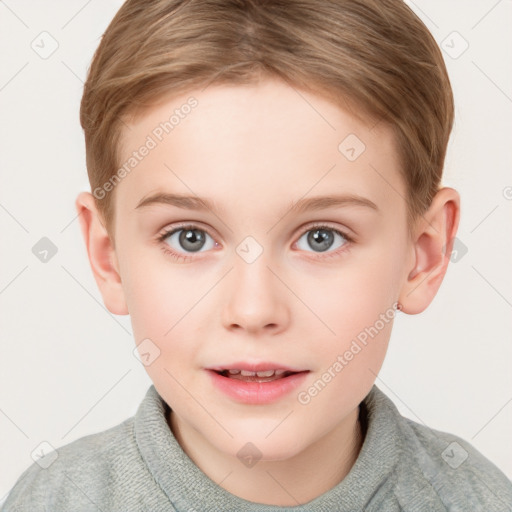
[109,77,415,460]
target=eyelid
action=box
[297,221,354,240]
[157,221,355,267]
[157,221,217,241]
[157,221,354,244]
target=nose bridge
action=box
[221,239,289,333]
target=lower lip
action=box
[206,370,309,405]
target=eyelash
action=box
[156,222,354,263]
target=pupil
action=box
[308,229,333,252]
[180,229,205,252]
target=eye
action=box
[157,222,353,263]
[295,224,352,257]
[157,224,217,262]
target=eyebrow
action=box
[135,192,379,215]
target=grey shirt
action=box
[2,384,512,511]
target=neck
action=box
[168,406,364,506]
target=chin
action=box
[218,428,308,463]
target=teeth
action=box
[222,369,296,378]
[231,369,278,377]
[256,370,275,377]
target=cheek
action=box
[124,274,172,341]
[121,255,211,370]
[300,250,401,341]
[123,263,205,400]
[296,276,395,429]
[295,248,401,396]
[118,247,187,346]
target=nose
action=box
[221,252,290,336]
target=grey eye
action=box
[164,228,215,253]
[296,227,348,253]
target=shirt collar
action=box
[134,384,401,511]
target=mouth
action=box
[206,365,310,404]
[212,368,305,382]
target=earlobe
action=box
[398,187,460,315]
[75,191,129,315]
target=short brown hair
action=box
[80,0,454,242]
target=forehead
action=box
[115,78,404,220]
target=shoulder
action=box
[1,417,147,511]
[394,405,512,510]
[363,386,512,510]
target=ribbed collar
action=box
[134,384,401,511]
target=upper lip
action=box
[206,361,308,372]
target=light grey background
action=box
[1,0,511,502]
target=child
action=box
[3,0,511,510]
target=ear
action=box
[75,191,129,315]
[398,187,460,315]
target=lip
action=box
[206,368,310,405]
[206,361,307,373]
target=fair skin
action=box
[76,77,459,506]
